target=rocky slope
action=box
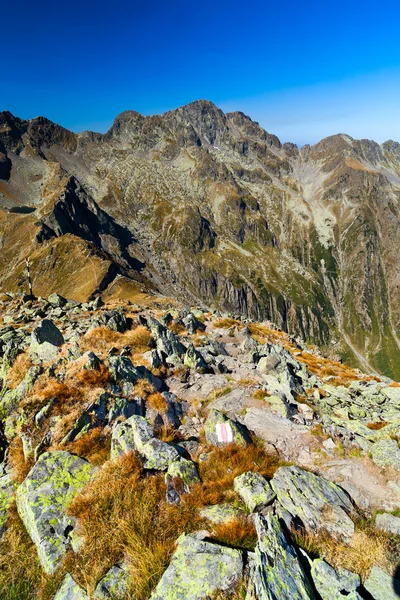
[1,291,400,598]
[1,103,400,378]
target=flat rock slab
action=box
[247,513,315,599]
[150,534,243,600]
[234,471,275,512]
[271,466,355,543]
[363,565,400,600]
[53,574,88,600]
[370,439,400,471]
[308,558,361,599]
[375,512,400,535]
[29,319,64,363]
[16,451,95,574]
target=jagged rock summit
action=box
[1,100,400,379]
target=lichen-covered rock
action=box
[364,565,400,600]
[105,310,128,333]
[204,409,251,447]
[48,293,68,308]
[150,533,243,599]
[94,563,130,599]
[29,319,64,363]
[370,438,400,470]
[108,355,162,390]
[147,317,186,360]
[111,415,180,469]
[111,414,153,458]
[16,451,95,574]
[375,512,400,535]
[200,503,246,525]
[246,513,315,599]
[271,466,355,542]
[53,574,89,600]
[167,457,200,488]
[0,364,42,416]
[234,471,275,512]
[308,558,361,599]
[0,473,14,536]
[183,313,205,334]
[184,344,208,372]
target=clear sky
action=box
[2,0,400,145]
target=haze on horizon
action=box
[2,0,400,146]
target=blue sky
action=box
[2,0,400,145]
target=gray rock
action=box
[29,319,64,363]
[105,310,128,333]
[375,512,400,535]
[16,451,95,574]
[204,409,251,447]
[47,293,67,308]
[0,365,42,416]
[108,396,138,423]
[53,574,88,600]
[246,513,315,599]
[364,565,400,600]
[150,533,243,599]
[147,317,186,360]
[271,466,355,542]
[234,471,276,512]
[108,355,162,391]
[94,563,130,599]
[370,438,400,470]
[183,313,205,334]
[309,558,361,599]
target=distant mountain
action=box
[1,100,400,377]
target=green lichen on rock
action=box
[247,513,315,599]
[200,503,246,525]
[0,365,42,417]
[233,471,275,512]
[53,574,89,600]
[166,457,200,488]
[370,439,400,470]
[308,558,361,599]
[271,466,355,542]
[16,450,95,574]
[150,533,243,599]
[0,474,14,536]
[94,563,130,599]
[364,565,400,600]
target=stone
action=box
[82,351,102,370]
[94,563,130,599]
[108,396,138,423]
[200,503,247,525]
[166,457,200,489]
[308,558,361,599]
[364,565,400,600]
[108,355,162,391]
[184,344,208,372]
[375,512,400,535]
[150,533,243,599]
[111,415,180,469]
[271,466,355,542]
[370,438,400,470]
[234,471,276,512]
[246,513,315,599]
[105,310,128,333]
[147,317,186,360]
[16,451,95,574]
[204,409,251,447]
[29,319,64,363]
[0,365,42,416]
[53,574,89,600]
[47,293,68,308]
[0,474,14,536]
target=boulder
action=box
[0,473,14,536]
[94,563,130,599]
[308,558,361,599]
[204,409,251,447]
[233,471,276,512]
[375,512,400,535]
[47,293,68,308]
[364,565,400,600]
[271,466,355,542]
[370,438,400,470]
[29,320,64,363]
[108,355,162,391]
[111,415,180,469]
[0,365,42,416]
[183,344,208,372]
[246,513,315,599]
[165,458,200,503]
[150,534,243,599]
[53,574,88,600]
[105,310,129,333]
[16,451,95,574]
[147,317,186,360]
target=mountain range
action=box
[1,100,400,378]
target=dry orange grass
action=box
[367,421,388,431]
[214,318,242,329]
[147,392,168,413]
[54,427,111,466]
[134,379,156,398]
[81,325,152,358]
[212,518,257,550]
[6,353,32,389]
[8,435,34,483]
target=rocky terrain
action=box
[1,290,400,599]
[1,102,400,377]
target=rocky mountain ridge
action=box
[1,101,400,377]
[1,290,400,598]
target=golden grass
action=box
[367,421,388,431]
[8,435,34,484]
[212,518,257,550]
[6,353,32,389]
[147,392,168,413]
[134,379,156,399]
[214,318,242,329]
[252,389,270,401]
[53,427,111,466]
[81,325,152,358]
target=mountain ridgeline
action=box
[0,101,400,377]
